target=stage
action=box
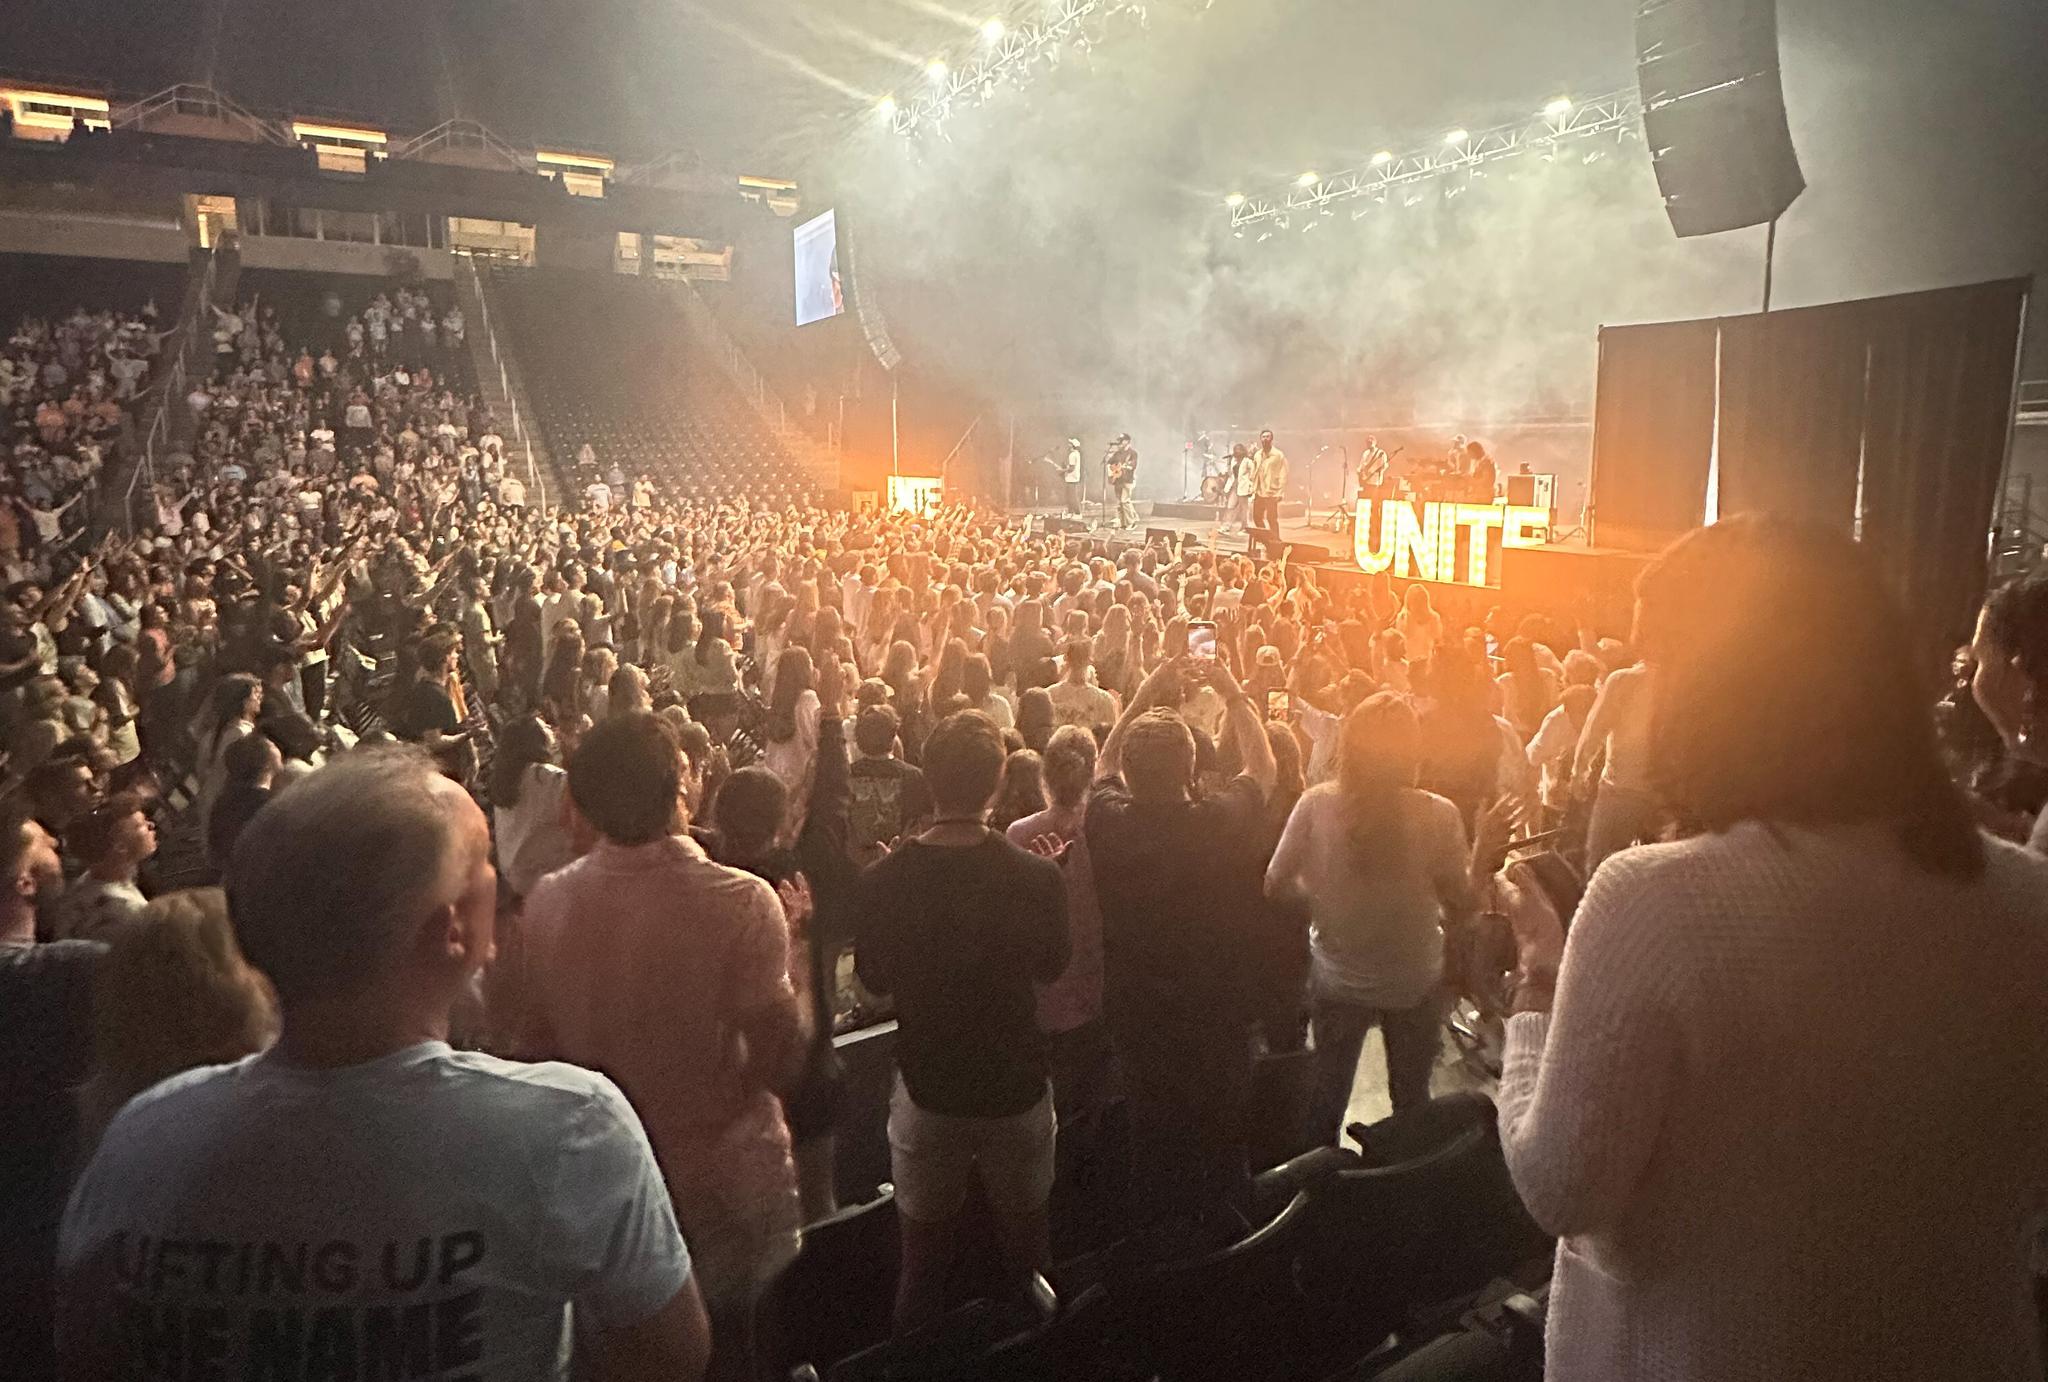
[1005,499,1649,632]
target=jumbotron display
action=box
[792,208,845,326]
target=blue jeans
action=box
[1308,988,1444,1144]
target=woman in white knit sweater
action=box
[1495,517,2048,1381]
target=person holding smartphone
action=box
[1085,654,1282,1247]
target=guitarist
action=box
[1106,433,1139,530]
[1356,434,1402,500]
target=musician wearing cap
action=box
[1064,438,1084,515]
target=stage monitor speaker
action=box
[1281,540,1337,566]
[1041,515,1089,535]
[1504,473,1557,509]
[1636,0,1805,238]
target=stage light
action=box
[1544,96,1572,118]
[876,95,898,117]
[1297,170,1319,186]
[1224,193,1245,207]
[1370,150,1393,166]
[1444,128,1469,145]
[926,59,949,82]
[982,17,1006,41]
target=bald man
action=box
[59,749,710,1382]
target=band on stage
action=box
[1023,426,1519,554]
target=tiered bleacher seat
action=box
[486,267,817,507]
[234,268,478,398]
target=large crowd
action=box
[3,278,2047,1382]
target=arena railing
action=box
[125,250,218,530]
[459,254,547,510]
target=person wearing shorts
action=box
[854,711,1070,1332]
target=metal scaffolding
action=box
[886,0,1194,139]
[1227,86,1642,234]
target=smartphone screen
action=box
[1267,690,1292,720]
[1187,621,1218,660]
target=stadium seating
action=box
[485,266,818,507]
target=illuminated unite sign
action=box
[886,475,944,516]
[1353,500,1550,588]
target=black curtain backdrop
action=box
[1859,278,2030,650]
[1714,302,1871,532]
[1589,320,1718,552]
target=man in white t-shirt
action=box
[57,751,710,1382]
[1046,638,1119,731]
[585,478,612,512]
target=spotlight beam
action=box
[1227,83,1640,231]
[675,0,872,103]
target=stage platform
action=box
[1008,501,1646,629]
[1018,500,1350,563]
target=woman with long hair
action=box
[539,618,585,726]
[687,606,742,730]
[1495,517,2047,1381]
[1011,599,1056,691]
[580,645,618,723]
[924,638,968,719]
[1267,693,1485,1135]
[638,593,673,673]
[760,646,821,840]
[607,662,652,720]
[1093,604,1136,702]
[962,652,1013,730]
[880,638,928,763]
[1395,583,1443,669]
[489,713,576,899]
[1015,685,1056,754]
[77,888,277,1156]
[1496,636,1559,743]
[989,749,1048,835]
[1417,645,1502,831]
[193,673,262,830]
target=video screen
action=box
[793,209,845,327]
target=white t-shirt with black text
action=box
[59,1041,690,1381]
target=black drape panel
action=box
[1858,278,2029,653]
[1589,320,1718,552]
[1715,302,1870,532]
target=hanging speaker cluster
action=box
[1636,0,1806,237]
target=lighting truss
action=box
[887,0,1169,138]
[1227,86,1641,232]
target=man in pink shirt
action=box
[525,712,809,1380]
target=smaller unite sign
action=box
[886,475,944,517]
[1353,498,1551,589]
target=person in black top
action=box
[0,803,96,1380]
[206,729,280,874]
[853,710,1069,1333]
[847,703,935,866]
[1085,654,1280,1250]
[390,630,463,746]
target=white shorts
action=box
[887,1077,1056,1224]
